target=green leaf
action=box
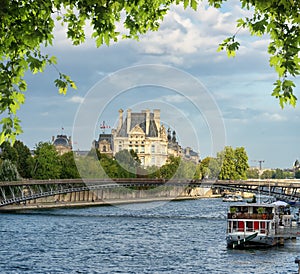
[0,132,6,145]
[59,87,67,95]
[104,32,110,46]
[70,81,77,89]
[290,94,297,107]
[217,45,224,52]
[236,18,245,27]
[184,0,189,9]
[49,56,57,64]
[190,0,198,11]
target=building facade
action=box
[112,109,168,167]
[94,133,113,157]
[93,109,200,167]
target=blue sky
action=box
[17,1,299,169]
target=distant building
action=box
[93,108,200,167]
[94,133,113,157]
[113,109,168,167]
[52,135,72,155]
[183,147,200,163]
[167,128,182,158]
[166,129,199,164]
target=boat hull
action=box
[226,233,276,248]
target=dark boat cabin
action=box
[227,204,275,234]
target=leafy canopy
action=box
[1,0,299,143]
[0,159,20,181]
[32,142,61,179]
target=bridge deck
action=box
[1,178,300,208]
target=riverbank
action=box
[0,185,222,211]
[0,193,222,211]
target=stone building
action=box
[167,128,182,158]
[167,129,199,164]
[93,133,113,157]
[93,108,200,166]
[52,135,72,155]
[113,109,168,167]
[183,147,200,163]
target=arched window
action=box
[102,145,107,152]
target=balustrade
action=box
[228,213,274,220]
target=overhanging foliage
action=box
[0,0,299,143]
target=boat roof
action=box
[229,203,276,208]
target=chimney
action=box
[117,109,123,132]
[153,109,160,130]
[146,109,150,135]
[127,109,131,134]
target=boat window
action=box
[241,207,248,213]
[246,221,253,232]
[265,207,273,214]
[260,221,266,233]
[232,221,237,231]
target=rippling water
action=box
[1,198,299,273]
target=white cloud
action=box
[68,96,85,104]
[251,39,270,50]
[261,112,287,122]
[131,2,259,69]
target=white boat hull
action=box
[226,232,276,248]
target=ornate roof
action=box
[117,112,158,137]
[53,135,71,148]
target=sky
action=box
[17,0,299,169]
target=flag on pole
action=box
[100,121,110,132]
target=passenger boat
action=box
[222,194,243,202]
[226,202,294,248]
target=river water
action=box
[0,198,299,273]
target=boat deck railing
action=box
[227,228,268,234]
[228,213,274,220]
[228,225,300,238]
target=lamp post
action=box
[256,160,265,204]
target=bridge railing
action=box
[1,178,300,208]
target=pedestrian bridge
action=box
[1,178,300,209]
[214,179,300,203]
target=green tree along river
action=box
[0,141,294,181]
